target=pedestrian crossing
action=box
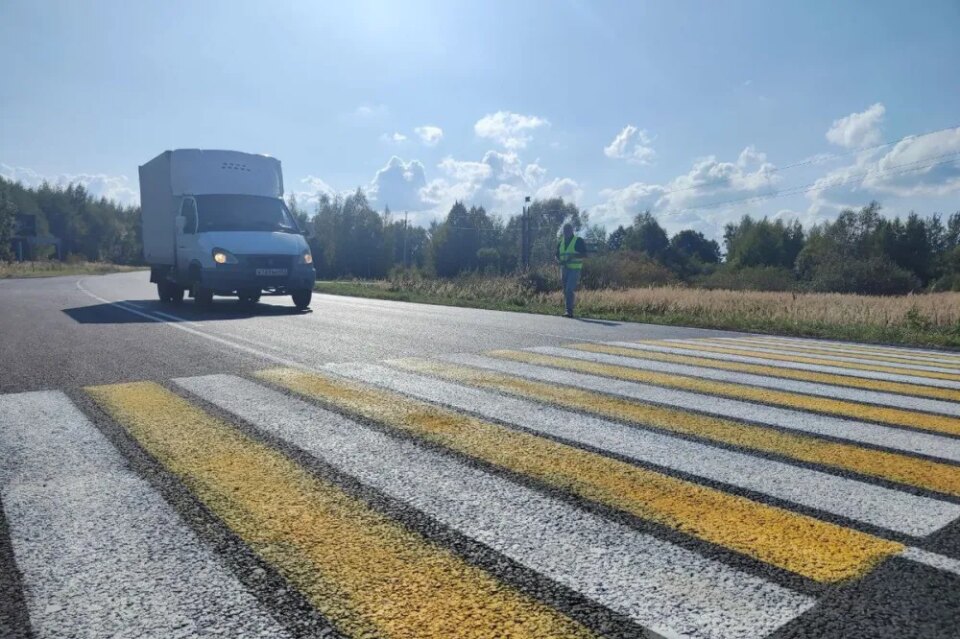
[3,334,960,638]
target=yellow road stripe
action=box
[258,367,900,583]
[86,381,594,639]
[570,343,960,403]
[394,359,960,499]
[704,339,960,371]
[668,340,960,382]
[738,337,960,365]
[492,350,960,437]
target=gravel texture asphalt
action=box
[2,271,960,638]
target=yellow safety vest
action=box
[558,235,583,270]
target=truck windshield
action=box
[195,195,300,233]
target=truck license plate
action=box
[255,268,288,276]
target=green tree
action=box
[432,202,498,276]
[670,229,720,264]
[623,211,668,259]
[723,216,804,269]
[0,184,15,261]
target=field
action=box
[315,276,960,349]
[0,261,144,279]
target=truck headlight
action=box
[301,250,313,265]
[212,248,238,265]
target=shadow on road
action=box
[63,299,308,324]
[574,317,620,327]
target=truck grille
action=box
[240,255,293,269]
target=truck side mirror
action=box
[175,215,186,234]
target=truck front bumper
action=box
[200,264,316,295]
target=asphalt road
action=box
[2,271,959,639]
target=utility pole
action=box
[403,211,409,268]
[521,196,532,268]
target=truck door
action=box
[176,197,200,280]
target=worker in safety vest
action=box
[556,223,587,318]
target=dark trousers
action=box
[562,267,581,315]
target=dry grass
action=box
[570,287,960,329]
[0,261,144,279]
[316,277,960,349]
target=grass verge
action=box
[315,278,960,350]
[0,261,145,279]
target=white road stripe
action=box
[327,362,960,536]
[177,374,815,639]
[722,336,960,366]
[900,547,960,577]
[676,339,960,375]
[438,354,960,464]
[0,391,292,639]
[528,346,960,417]
[606,341,960,389]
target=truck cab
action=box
[140,149,316,309]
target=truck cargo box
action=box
[139,149,284,266]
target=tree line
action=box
[0,177,141,263]
[3,175,959,295]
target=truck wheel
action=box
[157,281,170,302]
[292,289,312,310]
[195,285,214,308]
[157,281,182,303]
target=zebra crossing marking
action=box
[86,381,596,639]
[395,356,960,496]
[5,331,960,638]
[568,342,960,402]
[488,349,960,436]
[178,373,813,639]
[326,361,960,536]
[653,339,960,383]
[715,337,960,370]
[0,390,293,639]
[255,367,902,583]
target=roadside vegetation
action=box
[0,260,142,279]
[5,174,960,347]
[316,275,960,349]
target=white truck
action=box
[139,149,315,309]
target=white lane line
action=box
[604,341,960,389]
[177,374,815,639]
[722,336,960,365]
[327,362,960,537]
[438,353,960,464]
[0,391,292,639]
[528,346,960,417]
[76,280,309,369]
[900,547,960,577]
[673,339,960,375]
[79,279,596,345]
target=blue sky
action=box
[2,0,959,237]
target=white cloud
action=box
[421,149,578,214]
[535,178,583,202]
[866,127,960,196]
[414,125,443,146]
[367,156,429,211]
[0,163,138,205]
[808,126,960,211]
[826,103,885,149]
[474,111,549,150]
[592,147,779,236]
[604,125,656,165]
[381,132,407,143]
[352,103,389,119]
